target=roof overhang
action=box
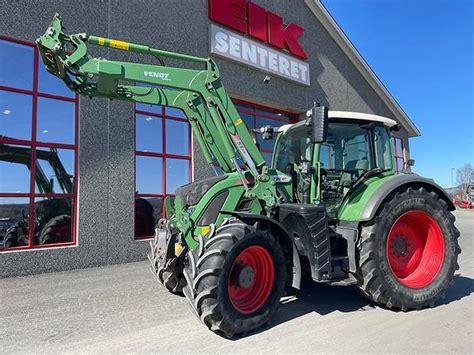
[305,0,421,137]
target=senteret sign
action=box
[210,25,310,86]
[208,0,310,86]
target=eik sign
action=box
[208,0,310,86]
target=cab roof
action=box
[277,110,398,133]
[329,111,397,127]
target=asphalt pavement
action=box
[1,209,473,354]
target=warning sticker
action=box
[110,39,129,51]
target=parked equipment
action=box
[454,175,474,209]
[37,14,460,338]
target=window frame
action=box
[134,104,192,240]
[0,36,79,251]
[393,137,405,173]
[233,99,298,162]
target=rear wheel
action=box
[357,187,461,310]
[183,219,286,338]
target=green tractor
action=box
[37,14,460,338]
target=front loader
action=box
[37,14,460,338]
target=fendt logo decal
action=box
[144,71,171,81]
[209,0,307,60]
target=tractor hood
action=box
[175,175,228,208]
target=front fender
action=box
[338,174,454,222]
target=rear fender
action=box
[338,174,455,222]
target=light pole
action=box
[451,168,455,188]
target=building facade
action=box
[0,0,419,277]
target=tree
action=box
[456,163,473,198]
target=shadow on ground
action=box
[439,275,474,305]
[232,274,474,340]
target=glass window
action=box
[0,40,34,90]
[262,152,272,166]
[134,101,192,239]
[166,159,189,193]
[136,114,163,153]
[255,107,289,120]
[235,101,297,159]
[274,124,312,172]
[393,137,405,173]
[136,103,162,115]
[37,60,74,98]
[240,112,255,129]
[35,148,74,194]
[320,144,335,169]
[166,119,189,156]
[343,133,369,168]
[0,90,33,141]
[0,144,31,193]
[33,197,73,245]
[37,97,75,144]
[394,138,403,156]
[396,158,404,172]
[136,156,163,194]
[0,197,30,248]
[135,197,162,239]
[374,126,392,171]
[0,37,78,252]
[256,117,284,151]
[165,107,186,118]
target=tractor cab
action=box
[273,111,397,218]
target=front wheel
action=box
[357,187,461,310]
[183,219,286,338]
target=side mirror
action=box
[311,106,329,143]
[406,159,415,167]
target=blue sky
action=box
[323,0,473,187]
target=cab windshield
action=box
[272,120,393,211]
[273,125,312,172]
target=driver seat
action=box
[340,158,369,190]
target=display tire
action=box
[39,214,71,245]
[357,187,461,310]
[182,219,286,338]
[3,226,19,248]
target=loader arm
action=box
[36,14,266,181]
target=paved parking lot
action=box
[1,209,473,353]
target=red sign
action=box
[208,0,307,60]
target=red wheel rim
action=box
[386,210,445,289]
[227,245,275,314]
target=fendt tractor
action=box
[37,14,460,337]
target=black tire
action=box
[182,219,286,338]
[148,223,186,295]
[3,226,18,248]
[357,187,461,310]
[4,224,28,247]
[39,214,72,245]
